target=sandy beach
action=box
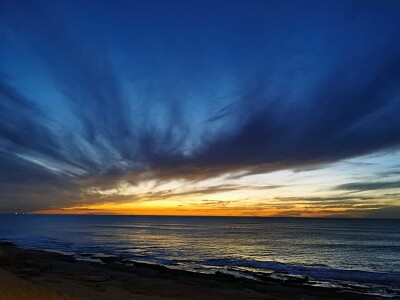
[0,240,390,300]
[0,268,76,300]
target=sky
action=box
[0,0,399,218]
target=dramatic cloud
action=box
[334,181,400,192]
[0,0,400,213]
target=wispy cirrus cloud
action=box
[0,1,400,214]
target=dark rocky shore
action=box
[0,240,397,299]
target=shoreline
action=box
[0,240,396,299]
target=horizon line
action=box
[1,213,399,220]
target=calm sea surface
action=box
[0,215,399,294]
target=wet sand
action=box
[0,240,388,299]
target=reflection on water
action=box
[0,215,399,287]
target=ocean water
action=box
[0,215,399,296]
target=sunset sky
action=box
[0,0,399,218]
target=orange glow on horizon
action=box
[33,201,353,218]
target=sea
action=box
[0,215,399,297]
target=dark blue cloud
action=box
[334,181,400,192]
[0,0,400,211]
